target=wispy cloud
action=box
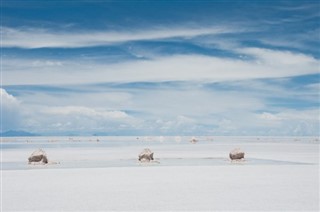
[273,3,320,12]
[44,106,129,119]
[3,74,319,136]
[3,48,318,85]
[1,26,239,48]
[2,1,319,136]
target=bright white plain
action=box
[1,137,319,211]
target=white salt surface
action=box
[1,136,319,211]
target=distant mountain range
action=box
[0,130,39,137]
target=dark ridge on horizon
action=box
[0,130,40,137]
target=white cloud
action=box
[132,88,264,119]
[1,26,237,48]
[2,83,266,135]
[32,60,63,67]
[156,115,197,133]
[2,85,318,135]
[2,24,318,136]
[237,47,316,66]
[207,109,319,136]
[259,112,282,121]
[3,48,318,86]
[276,109,319,121]
[19,105,142,134]
[280,110,320,136]
[1,88,19,104]
[0,90,142,134]
[43,106,129,119]
[0,88,21,131]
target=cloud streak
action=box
[3,48,318,85]
[1,26,239,48]
[44,106,129,119]
[2,80,319,135]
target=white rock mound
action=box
[28,149,48,164]
[229,148,245,160]
[138,148,154,162]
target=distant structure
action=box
[28,149,48,164]
[229,148,245,160]
[190,137,198,144]
[138,148,154,162]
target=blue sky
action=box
[1,0,319,136]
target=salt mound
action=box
[28,149,48,164]
[229,148,245,160]
[138,148,154,162]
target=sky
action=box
[1,0,319,136]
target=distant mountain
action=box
[0,130,39,137]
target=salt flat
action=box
[2,166,319,211]
[1,136,319,211]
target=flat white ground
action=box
[1,136,319,211]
